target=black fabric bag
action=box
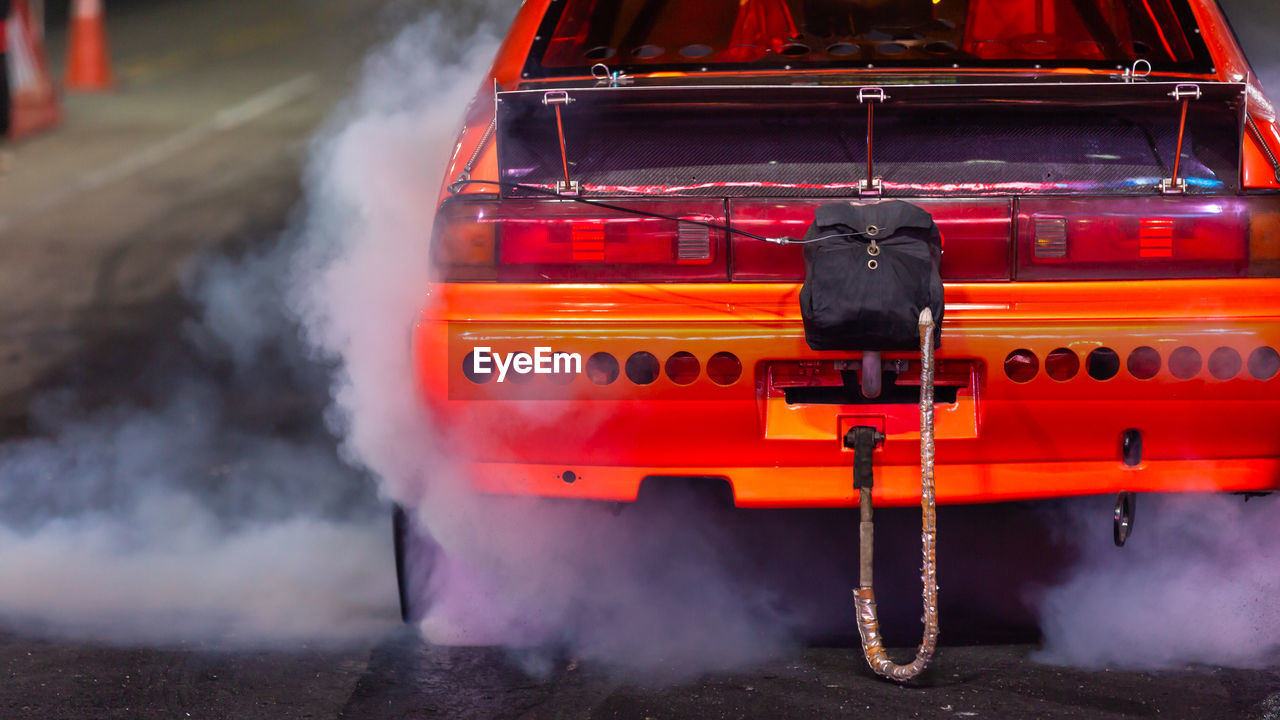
[799,200,944,351]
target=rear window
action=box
[525,0,1213,77]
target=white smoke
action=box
[1218,0,1280,99]
[0,0,798,670]
[286,3,802,680]
[0,374,396,645]
[1035,493,1280,669]
[0,0,512,648]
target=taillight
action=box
[431,196,1280,282]
[431,199,727,282]
[1249,201,1280,277]
[1016,198,1252,280]
[431,201,499,281]
[728,199,1012,281]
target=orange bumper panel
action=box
[471,459,1280,508]
[415,280,1280,505]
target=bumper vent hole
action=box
[1086,347,1120,381]
[1208,347,1242,380]
[1168,346,1202,380]
[707,352,743,386]
[1248,346,1280,380]
[625,352,660,385]
[1127,346,1161,380]
[463,351,492,384]
[1045,348,1079,381]
[586,352,619,385]
[1004,349,1038,383]
[665,352,700,385]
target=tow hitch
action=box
[844,309,940,682]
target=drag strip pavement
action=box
[0,73,318,235]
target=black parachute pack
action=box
[799,200,944,351]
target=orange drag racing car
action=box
[401,0,1280,673]
[415,0,1280,511]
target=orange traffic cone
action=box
[64,0,112,91]
[6,0,62,139]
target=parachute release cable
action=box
[446,178,875,246]
[847,307,939,682]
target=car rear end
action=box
[413,0,1280,507]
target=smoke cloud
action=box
[282,0,805,681]
[0,0,532,650]
[0,0,799,676]
[1034,493,1280,669]
[1218,0,1280,99]
[0,353,396,645]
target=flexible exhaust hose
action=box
[852,306,939,682]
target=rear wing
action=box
[495,81,1247,197]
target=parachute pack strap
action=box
[850,307,939,683]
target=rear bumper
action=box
[413,279,1280,507]
[469,459,1280,508]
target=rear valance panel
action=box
[496,82,1244,197]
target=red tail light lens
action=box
[1017,198,1250,280]
[432,196,1280,282]
[431,199,727,282]
[1249,203,1280,278]
[728,199,1011,281]
[431,201,499,281]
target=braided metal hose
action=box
[852,306,939,682]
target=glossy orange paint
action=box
[418,0,1280,507]
[414,280,1280,507]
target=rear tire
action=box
[393,504,439,624]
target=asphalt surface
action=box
[4,630,1280,719]
[0,0,390,423]
[2,1,1280,719]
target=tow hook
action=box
[1114,491,1136,546]
[844,308,940,683]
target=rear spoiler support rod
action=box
[859,87,887,198]
[543,90,581,195]
[1160,84,1201,194]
